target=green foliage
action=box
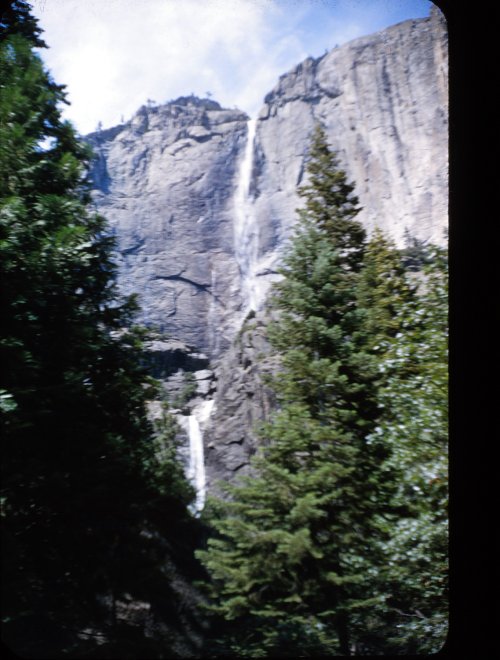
[1,5,202,656]
[357,226,416,349]
[361,245,448,654]
[172,371,198,410]
[400,228,434,271]
[198,126,394,656]
[296,124,365,270]
[150,401,197,504]
[198,127,448,656]
[1,0,46,47]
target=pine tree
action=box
[356,226,416,350]
[362,244,449,654]
[198,126,394,656]
[0,0,45,46]
[1,3,202,656]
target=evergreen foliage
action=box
[400,228,433,271]
[0,0,45,47]
[198,126,395,656]
[1,3,202,656]
[198,127,448,656]
[356,226,416,349]
[362,244,449,654]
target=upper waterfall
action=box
[233,118,266,315]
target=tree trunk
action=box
[337,610,350,656]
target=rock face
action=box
[204,309,278,496]
[88,10,447,361]
[88,10,448,491]
[88,96,249,356]
[253,8,448,259]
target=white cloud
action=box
[33,0,290,132]
[31,0,430,134]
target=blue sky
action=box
[31,0,434,135]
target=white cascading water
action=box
[181,399,214,515]
[186,415,205,513]
[180,120,266,513]
[234,118,265,314]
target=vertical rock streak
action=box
[234,118,264,314]
[208,267,221,355]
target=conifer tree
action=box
[362,244,449,654]
[1,3,201,656]
[198,126,394,656]
[356,226,416,350]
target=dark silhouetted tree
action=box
[1,3,203,656]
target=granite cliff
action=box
[88,97,248,356]
[88,9,447,358]
[87,9,448,492]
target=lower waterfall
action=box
[181,399,214,514]
[187,415,205,513]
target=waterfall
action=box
[234,118,265,314]
[186,415,205,513]
[181,399,214,515]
